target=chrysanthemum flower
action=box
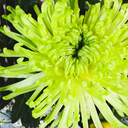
[0,0,128,127]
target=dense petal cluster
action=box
[0,0,128,127]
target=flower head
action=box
[0,0,128,127]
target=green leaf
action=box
[11,93,40,128]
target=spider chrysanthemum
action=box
[0,0,128,127]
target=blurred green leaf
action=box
[78,0,100,15]
[0,92,11,110]
[123,0,128,3]
[6,0,37,13]
[120,116,128,126]
[78,0,89,15]
[0,0,6,26]
[19,0,37,12]
[11,93,40,128]
[87,0,100,4]
[0,78,22,110]
[113,110,128,126]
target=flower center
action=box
[51,24,101,78]
[72,34,85,59]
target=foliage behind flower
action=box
[0,0,128,127]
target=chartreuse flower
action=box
[0,0,128,127]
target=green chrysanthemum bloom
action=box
[0,0,128,127]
